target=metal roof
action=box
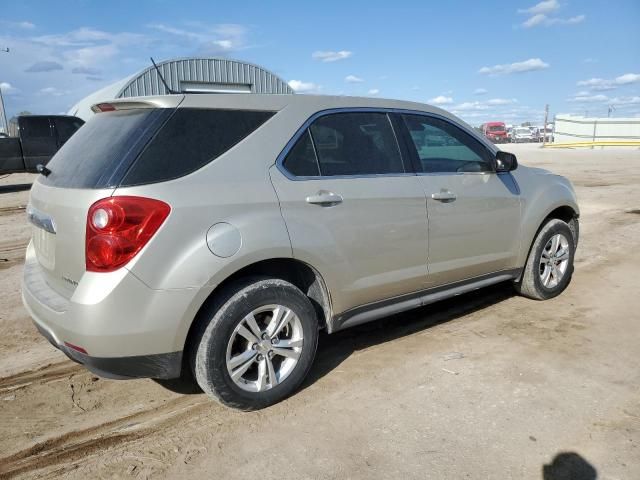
[68,58,293,120]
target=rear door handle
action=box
[305,191,343,206]
[431,190,457,202]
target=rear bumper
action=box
[22,242,194,379]
[33,321,182,379]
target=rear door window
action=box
[121,109,275,186]
[309,112,405,176]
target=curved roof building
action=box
[69,57,294,120]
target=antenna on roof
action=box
[150,57,179,95]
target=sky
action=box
[1,0,639,126]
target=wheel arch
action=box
[517,203,579,281]
[181,257,332,364]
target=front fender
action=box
[517,176,579,266]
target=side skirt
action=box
[331,269,521,332]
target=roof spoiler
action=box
[90,96,184,114]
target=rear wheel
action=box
[191,278,318,410]
[515,219,575,300]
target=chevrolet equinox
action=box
[23,94,579,409]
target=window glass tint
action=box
[54,117,85,143]
[122,108,274,186]
[22,117,51,138]
[309,112,404,176]
[402,115,493,173]
[283,130,320,176]
[40,109,166,189]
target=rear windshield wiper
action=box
[36,164,52,177]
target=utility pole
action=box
[543,104,549,146]
[0,47,9,135]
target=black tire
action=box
[191,277,318,410]
[515,219,576,300]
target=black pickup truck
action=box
[0,115,84,174]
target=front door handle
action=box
[431,190,457,202]
[306,191,343,206]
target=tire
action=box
[515,219,576,300]
[191,277,318,410]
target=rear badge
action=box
[62,276,78,287]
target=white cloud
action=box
[38,86,70,97]
[523,14,585,28]
[474,88,488,95]
[577,73,640,91]
[519,1,585,28]
[0,20,35,30]
[288,80,320,93]
[429,95,453,105]
[486,98,518,105]
[312,50,352,62]
[367,88,380,96]
[25,61,64,72]
[147,23,249,55]
[616,73,640,85]
[0,82,18,94]
[345,75,364,83]
[518,0,560,15]
[479,58,549,75]
[451,98,518,112]
[568,93,609,103]
[610,96,640,106]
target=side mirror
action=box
[495,151,518,172]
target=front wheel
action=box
[192,278,318,410]
[515,219,576,300]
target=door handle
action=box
[305,191,343,206]
[431,190,457,202]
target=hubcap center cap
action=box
[257,340,271,353]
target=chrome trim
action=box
[275,107,499,181]
[333,268,521,331]
[26,205,56,234]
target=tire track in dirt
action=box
[0,205,26,216]
[0,362,82,393]
[0,396,211,479]
[0,239,28,271]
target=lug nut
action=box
[271,337,279,345]
[251,343,258,350]
[268,351,274,359]
[262,333,269,340]
[257,354,264,361]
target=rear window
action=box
[121,108,274,186]
[40,108,169,189]
[40,107,274,189]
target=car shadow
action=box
[300,280,516,391]
[155,281,516,396]
[0,183,32,194]
[543,452,597,480]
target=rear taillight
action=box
[86,196,170,272]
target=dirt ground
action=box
[0,144,639,479]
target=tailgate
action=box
[28,179,114,299]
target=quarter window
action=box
[309,112,405,176]
[402,114,493,173]
[282,130,320,176]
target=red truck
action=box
[480,122,508,143]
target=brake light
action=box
[93,103,116,113]
[86,196,170,272]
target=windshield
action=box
[39,108,170,189]
[488,125,505,132]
